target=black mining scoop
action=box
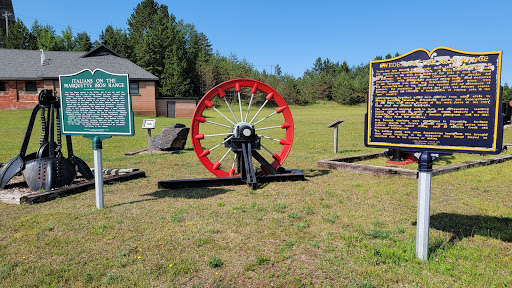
[0,90,92,191]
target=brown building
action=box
[156,97,198,118]
[0,45,160,116]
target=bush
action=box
[208,256,224,268]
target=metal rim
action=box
[191,78,294,177]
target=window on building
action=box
[0,81,6,92]
[25,81,37,92]
[130,82,140,95]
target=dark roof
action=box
[0,45,159,81]
[81,44,124,58]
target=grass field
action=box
[1,102,511,287]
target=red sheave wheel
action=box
[191,78,294,177]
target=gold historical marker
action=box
[366,47,503,153]
[364,47,503,262]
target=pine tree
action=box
[274,64,282,77]
[160,18,191,97]
[127,0,160,63]
[340,61,349,73]
[194,32,214,95]
[313,57,323,73]
[74,32,92,51]
[5,18,30,49]
[100,25,131,58]
[61,26,75,51]
[30,20,60,51]
[178,22,213,96]
[0,29,5,48]
[135,8,169,79]
[503,83,512,103]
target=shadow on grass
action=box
[144,188,231,199]
[427,235,458,255]
[303,169,331,178]
[429,213,512,243]
[433,155,455,165]
[110,188,230,207]
[158,148,194,154]
[337,149,363,154]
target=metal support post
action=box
[327,120,344,154]
[147,129,152,155]
[142,119,156,154]
[93,137,104,209]
[2,12,12,36]
[333,126,339,154]
[416,152,433,261]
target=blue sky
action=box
[12,0,512,85]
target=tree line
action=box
[1,0,510,105]
[502,84,512,103]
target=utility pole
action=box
[2,12,12,36]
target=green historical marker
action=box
[59,69,134,137]
[59,69,134,209]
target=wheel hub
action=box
[234,122,255,139]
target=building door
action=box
[167,101,176,118]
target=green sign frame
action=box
[59,69,134,137]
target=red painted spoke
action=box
[208,136,233,152]
[260,143,275,156]
[255,125,282,131]
[204,119,233,129]
[219,148,232,163]
[253,110,277,126]
[211,106,236,125]
[238,92,244,121]
[249,99,269,124]
[231,154,237,170]
[259,134,281,142]
[245,93,254,122]
[204,132,234,138]
[223,97,239,123]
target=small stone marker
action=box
[327,119,344,153]
[153,124,190,151]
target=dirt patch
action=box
[0,170,145,205]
